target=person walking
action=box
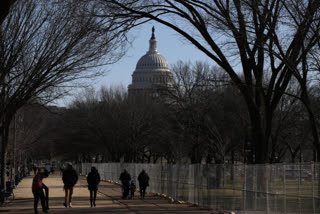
[129,181,136,199]
[87,166,100,207]
[32,168,49,214]
[62,163,78,208]
[138,169,149,199]
[42,169,50,210]
[33,164,37,175]
[119,169,131,199]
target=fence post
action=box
[283,164,286,214]
[254,164,257,210]
[196,164,199,206]
[160,161,163,194]
[232,164,236,211]
[266,164,270,214]
[311,162,315,214]
[222,164,225,189]
[298,163,301,212]
[243,164,246,211]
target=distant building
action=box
[128,27,173,101]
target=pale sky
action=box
[56,22,213,106]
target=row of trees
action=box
[35,61,319,164]
[0,0,132,191]
[6,105,62,182]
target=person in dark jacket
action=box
[129,181,136,199]
[33,164,38,175]
[119,169,131,199]
[138,169,149,199]
[32,168,49,214]
[62,163,78,208]
[42,169,50,210]
[87,166,100,207]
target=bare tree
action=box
[270,83,308,163]
[165,61,245,163]
[106,0,320,163]
[7,105,50,176]
[53,86,163,163]
[0,0,131,190]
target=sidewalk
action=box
[0,174,218,214]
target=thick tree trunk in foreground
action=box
[247,101,273,164]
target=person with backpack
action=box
[119,169,131,199]
[62,163,78,208]
[138,169,149,199]
[87,166,100,207]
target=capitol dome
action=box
[128,27,173,93]
[135,53,169,70]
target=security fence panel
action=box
[270,164,286,213]
[75,162,320,214]
[166,164,174,199]
[160,163,167,197]
[194,164,203,208]
[299,163,313,214]
[188,164,196,205]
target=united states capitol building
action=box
[128,27,173,100]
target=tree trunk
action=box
[316,147,320,197]
[291,153,296,163]
[190,146,202,164]
[251,119,267,164]
[0,124,9,191]
[248,105,272,164]
[214,159,223,189]
[300,88,320,196]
